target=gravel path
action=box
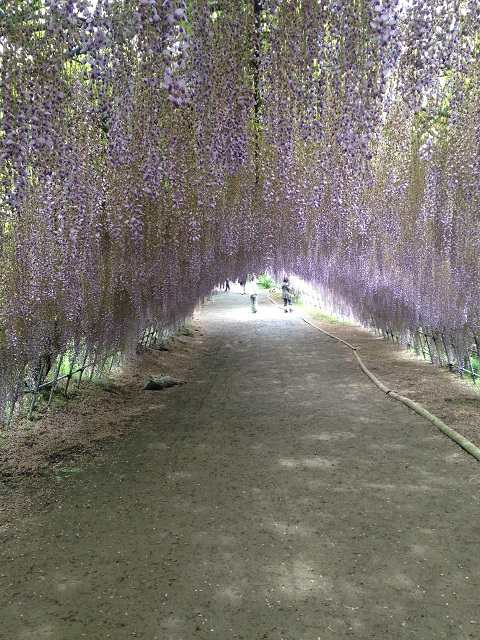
[1,290,479,640]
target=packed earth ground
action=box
[1,285,479,639]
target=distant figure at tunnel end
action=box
[282,277,293,313]
[249,275,258,313]
[239,276,247,294]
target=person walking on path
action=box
[239,276,247,294]
[249,275,258,313]
[281,277,293,313]
[225,278,230,291]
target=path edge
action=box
[267,293,480,462]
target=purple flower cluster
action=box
[0,0,479,421]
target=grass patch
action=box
[177,326,193,337]
[257,274,275,289]
[177,317,194,337]
[308,309,356,326]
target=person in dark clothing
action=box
[281,277,293,313]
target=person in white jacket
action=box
[249,275,258,313]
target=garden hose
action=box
[267,293,480,462]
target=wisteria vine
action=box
[0,0,479,421]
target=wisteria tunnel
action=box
[1,1,479,418]
[2,3,480,639]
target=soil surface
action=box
[1,286,480,640]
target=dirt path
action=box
[1,290,480,640]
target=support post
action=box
[47,355,63,407]
[27,364,44,420]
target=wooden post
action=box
[77,350,88,389]
[63,352,77,397]
[47,355,63,407]
[27,364,44,420]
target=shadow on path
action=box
[1,291,479,639]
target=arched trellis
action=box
[0,0,479,425]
